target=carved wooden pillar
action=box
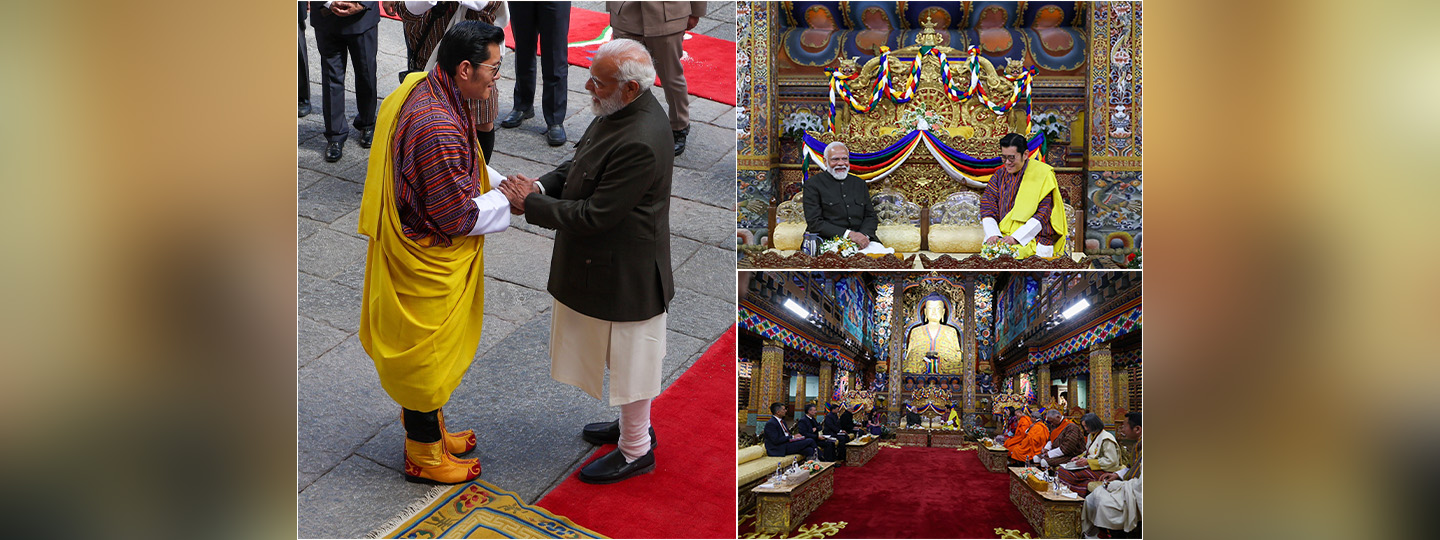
[1089,342,1114,427]
[963,279,977,416]
[887,280,907,422]
[1037,363,1052,407]
[819,363,833,408]
[754,339,785,420]
[794,371,807,412]
[1067,378,1078,413]
[1117,370,1130,413]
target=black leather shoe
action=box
[545,124,567,147]
[500,108,533,128]
[578,447,655,484]
[358,128,374,149]
[581,420,657,448]
[299,100,311,118]
[324,141,343,162]
[672,126,689,156]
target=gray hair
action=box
[824,141,849,159]
[1044,409,1062,420]
[595,39,655,93]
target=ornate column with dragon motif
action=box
[818,363,833,408]
[754,339,785,429]
[962,277,977,417]
[1038,363,1051,407]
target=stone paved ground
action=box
[298,4,736,538]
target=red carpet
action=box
[382,5,736,105]
[536,326,736,539]
[740,446,1037,538]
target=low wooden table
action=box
[1008,467,1083,538]
[846,436,878,467]
[929,430,967,448]
[895,428,929,447]
[752,462,837,534]
[979,444,1009,472]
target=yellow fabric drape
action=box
[998,158,1069,259]
[357,72,491,412]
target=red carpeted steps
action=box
[536,326,736,539]
[741,446,1037,538]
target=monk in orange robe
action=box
[1007,409,1050,463]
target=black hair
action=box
[770,402,785,414]
[436,21,506,77]
[828,403,840,410]
[999,132,1028,154]
[1125,411,1141,429]
[804,403,817,414]
[1081,412,1104,433]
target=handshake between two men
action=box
[494,175,542,215]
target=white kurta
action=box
[1083,470,1142,534]
[549,299,666,406]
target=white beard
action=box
[830,165,849,178]
[590,92,627,117]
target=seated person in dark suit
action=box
[803,141,885,251]
[840,406,856,433]
[795,403,837,461]
[822,403,852,462]
[904,402,923,427]
[763,402,816,459]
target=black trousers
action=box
[314,24,378,143]
[829,433,851,461]
[508,1,570,127]
[815,438,838,461]
[770,439,816,459]
[299,4,310,104]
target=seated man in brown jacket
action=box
[1032,409,1085,468]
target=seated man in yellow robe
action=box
[980,133,1068,258]
[1006,407,1049,463]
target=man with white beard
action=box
[496,39,673,485]
[802,141,885,251]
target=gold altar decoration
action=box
[773,193,807,250]
[928,191,984,252]
[908,382,952,426]
[872,190,921,252]
[992,393,1026,414]
[806,18,1030,208]
[841,390,876,414]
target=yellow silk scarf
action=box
[998,158,1069,259]
[357,72,490,412]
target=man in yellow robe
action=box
[981,133,1068,258]
[1006,407,1050,463]
[357,22,517,484]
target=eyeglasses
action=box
[999,154,1022,163]
[587,75,615,88]
[471,59,502,76]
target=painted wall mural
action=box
[872,279,895,362]
[1087,1,1142,166]
[1084,170,1141,251]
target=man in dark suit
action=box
[762,403,816,459]
[502,1,571,146]
[309,1,380,162]
[498,39,674,485]
[803,141,883,249]
[823,403,851,462]
[905,402,923,427]
[795,403,836,461]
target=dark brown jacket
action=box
[525,91,675,321]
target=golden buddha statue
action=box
[903,298,963,374]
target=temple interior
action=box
[737,1,1141,269]
[737,270,1141,538]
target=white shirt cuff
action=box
[466,190,511,235]
[1012,218,1041,244]
[534,181,547,196]
[982,217,1000,239]
[1047,447,1064,458]
[486,164,505,183]
[458,1,489,10]
[404,1,437,15]
[323,1,335,7]
[1117,466,1129,478]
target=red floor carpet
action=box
[381,5,736,105]
[535,326,736,539]
[740,446,1036,538]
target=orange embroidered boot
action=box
[403,438,481,484]
[437,409,477,457]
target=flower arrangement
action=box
[897,102,946,132]
[980,241,1018,260]
[1030,110,1066,148]
[819,235,860,257]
